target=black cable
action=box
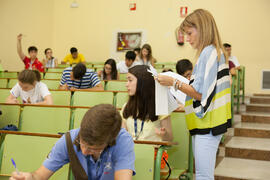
[163,157,171,180]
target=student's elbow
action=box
[95,83,103,90]
[45,95,53,105]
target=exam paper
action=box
[161,72,190,105]
[148,68,179,115]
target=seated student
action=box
[42,48,58,68]
[17,34,44,72]
[59,63,103,90]
[117,51,139,74]
[122,65,173,141]
[176,59,193,80]
[138,44,156,66]
[134,47,141,61]
[223,43,240,75]
[98,59,119,80]
[62,47,85,65]
[6,70,53,105]
[10,104,135,180]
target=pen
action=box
[11,158,20,175]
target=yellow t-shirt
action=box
[63,53,85,64]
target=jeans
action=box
[192,132,222,180]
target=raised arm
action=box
[17,34,26,61]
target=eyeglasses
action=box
[75,139,106,153]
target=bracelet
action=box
[174,80,183,91]
[173,78,177,88]
[178,81,183,90]
[174,79,179,91]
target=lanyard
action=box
[134,118,144,140]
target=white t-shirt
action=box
[117,61,140,73]
[45,58,56,68]
[229,56,240,67]
[10,82,51,104]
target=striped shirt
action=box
[60,67,100,89]
[184,45,231,136]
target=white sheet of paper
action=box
[155,80,169,115]
[148,68,179,115]
[161,72,190,105]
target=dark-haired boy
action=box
[176,59,193,80]
[17,34,44,72]
[117,51,139,73]
[59,63,103,90]
[62,47,85,65]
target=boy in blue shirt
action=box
[10,104,135,180]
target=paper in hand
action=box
[147,68,179,115]
[161,72,190,105]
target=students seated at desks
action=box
[223,43,240,75]
[117,51,140,74]
[134,47,141,61]
[59,63,103,90]
[6,70,53,105]
[42,48,58,68]
[137,44,156,66]
[121,65,173,142]
[176,59,193,80]
[17,34,44,72]
[98,59,119,80]
[62,47,85,65]
[10,104,135,180]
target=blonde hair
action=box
[180,9,227,62]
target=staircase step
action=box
[242,112,270,123]
[215,157,270,180]
[246,104,270,113]
[225,137,270,161]
[234,122,270,138]
[250,96,270,104]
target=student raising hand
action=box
[17,34,23,41]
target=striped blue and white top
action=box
[60,67,100,89]
[185,45,231,136]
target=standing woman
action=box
[157,9,231,180]
[138,44,156,66]
[98,59,119,80]
[43,48,58,68]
